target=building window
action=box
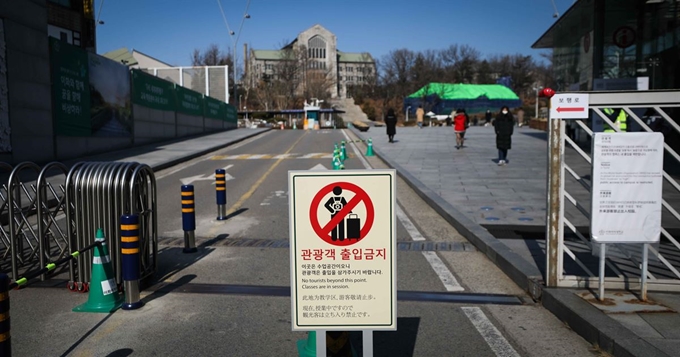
[73,31,81,46]
[308,36,327,59]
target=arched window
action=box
[308,36,327,59]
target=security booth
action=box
[304,102,320,130]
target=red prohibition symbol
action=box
[309,181,375,246]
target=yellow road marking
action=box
[206,131,308,237]
[226,131,307,216]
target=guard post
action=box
[0,274,10,357]
[215,169,227,220]
[121,214,144,310]
[181,185,197,253]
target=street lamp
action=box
[533,86,543,119]
[216,1,251,105]
[405,106,411,122]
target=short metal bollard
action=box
[215,169,227,220]
[0,274,10,357]
[181,185,197,253]
[121,215,144,310]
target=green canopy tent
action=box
[404,83,522,116]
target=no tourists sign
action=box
[288,169,397,331]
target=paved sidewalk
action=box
[351,124,680,357]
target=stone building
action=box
[247,24,375,99]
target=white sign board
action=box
[591,133,664,243]
[288,169,397,331]
[550,93,590,119]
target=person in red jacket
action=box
[452,108,468,149]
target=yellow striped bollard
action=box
[215,169,227,220]
[121,214,144,310]
[181,185,197,253]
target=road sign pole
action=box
[316,330,326,357]
[363,330,373,357]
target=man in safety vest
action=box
[602,108,628,132]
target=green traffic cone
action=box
[297,331,317,357]
[73,228,123,313]
[332,156,341,170]
[340,141,347,162]
[366,138,374,156]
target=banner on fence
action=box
[50,37,91,136]
[131,69,176,111]
[175,85,204,117]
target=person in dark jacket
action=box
[385,108,397,143]
[493,106,514,165]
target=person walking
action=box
[385,108,397,143]
[416,105,424,129]
[494,106,514,166]
[452,108,467,149]
[485,109,492,126]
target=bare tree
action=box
[191,44,231,66]
[441,44,481,83]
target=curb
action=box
[349,127,668,357]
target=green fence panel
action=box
[50,37,91,136]
[131,69,176,111]
[225,103,237,123]
[176,86,204,116]
[204,96,226,120]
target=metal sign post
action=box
[591,132,663,301]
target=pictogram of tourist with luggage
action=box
[324,186,362,241]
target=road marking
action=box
[210,153,335,160]
[225,132,308,216]
[343,129,464,292]
[179,164,234,185]
[461,307,521,357]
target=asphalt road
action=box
[10,129,600,356]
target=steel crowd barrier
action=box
[0,161,157,291]
[66,162,157,291]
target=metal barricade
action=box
[7,162,42,281]
[36,162,69,280]
[546,90,680,292]
[65,162,157,291]
[0,163,12,263]
[0,161,156,290]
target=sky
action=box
[96,0,574,68]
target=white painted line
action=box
[247,154,266,159]
[461,307,521,357]
[421,251,464,292]
[299,153,320,159]
[343,129,464,292]
[396,206,425,241]
[310,163,328,171]
[273,154,293,159]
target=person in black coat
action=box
[385,108,397,143]
[493,106,514,165]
